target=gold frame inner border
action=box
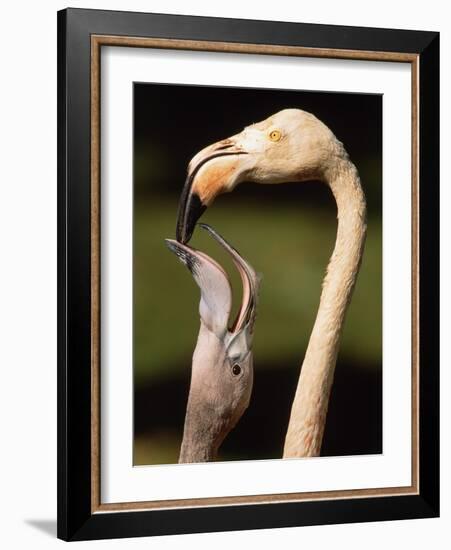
[90,34,420,514]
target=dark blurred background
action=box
[133,82,382,465]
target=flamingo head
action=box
[176,108,339,243]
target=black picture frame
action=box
[57,7,439,541]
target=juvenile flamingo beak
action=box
[166,223,260,335]
[176,139,247,244]
[166,224,260,463]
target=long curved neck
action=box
[179,323,226,463]
[179,401,219,463]
[283,155,367,458]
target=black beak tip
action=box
[176,192,207,244]
[175,225,190,245]
[165,238,178,253]
[165,238,199,274]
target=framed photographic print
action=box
[57,8,439,541]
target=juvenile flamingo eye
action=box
[269,130,282,142]
[232,364,242,376]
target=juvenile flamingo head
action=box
[166,224,260,463]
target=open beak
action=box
[198,224,259,333]
[166,224,259,335]
[176,138,247,244]
[165,236,232,336]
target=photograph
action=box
[132,83,383,466]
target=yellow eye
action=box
[269,130,282,142]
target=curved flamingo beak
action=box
[166,223,260,335]
[176,139,247,244]
[166,225,260,463]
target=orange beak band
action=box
[175,141,247,244]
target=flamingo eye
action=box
[232,364,242,376]
[269,130,282,142]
